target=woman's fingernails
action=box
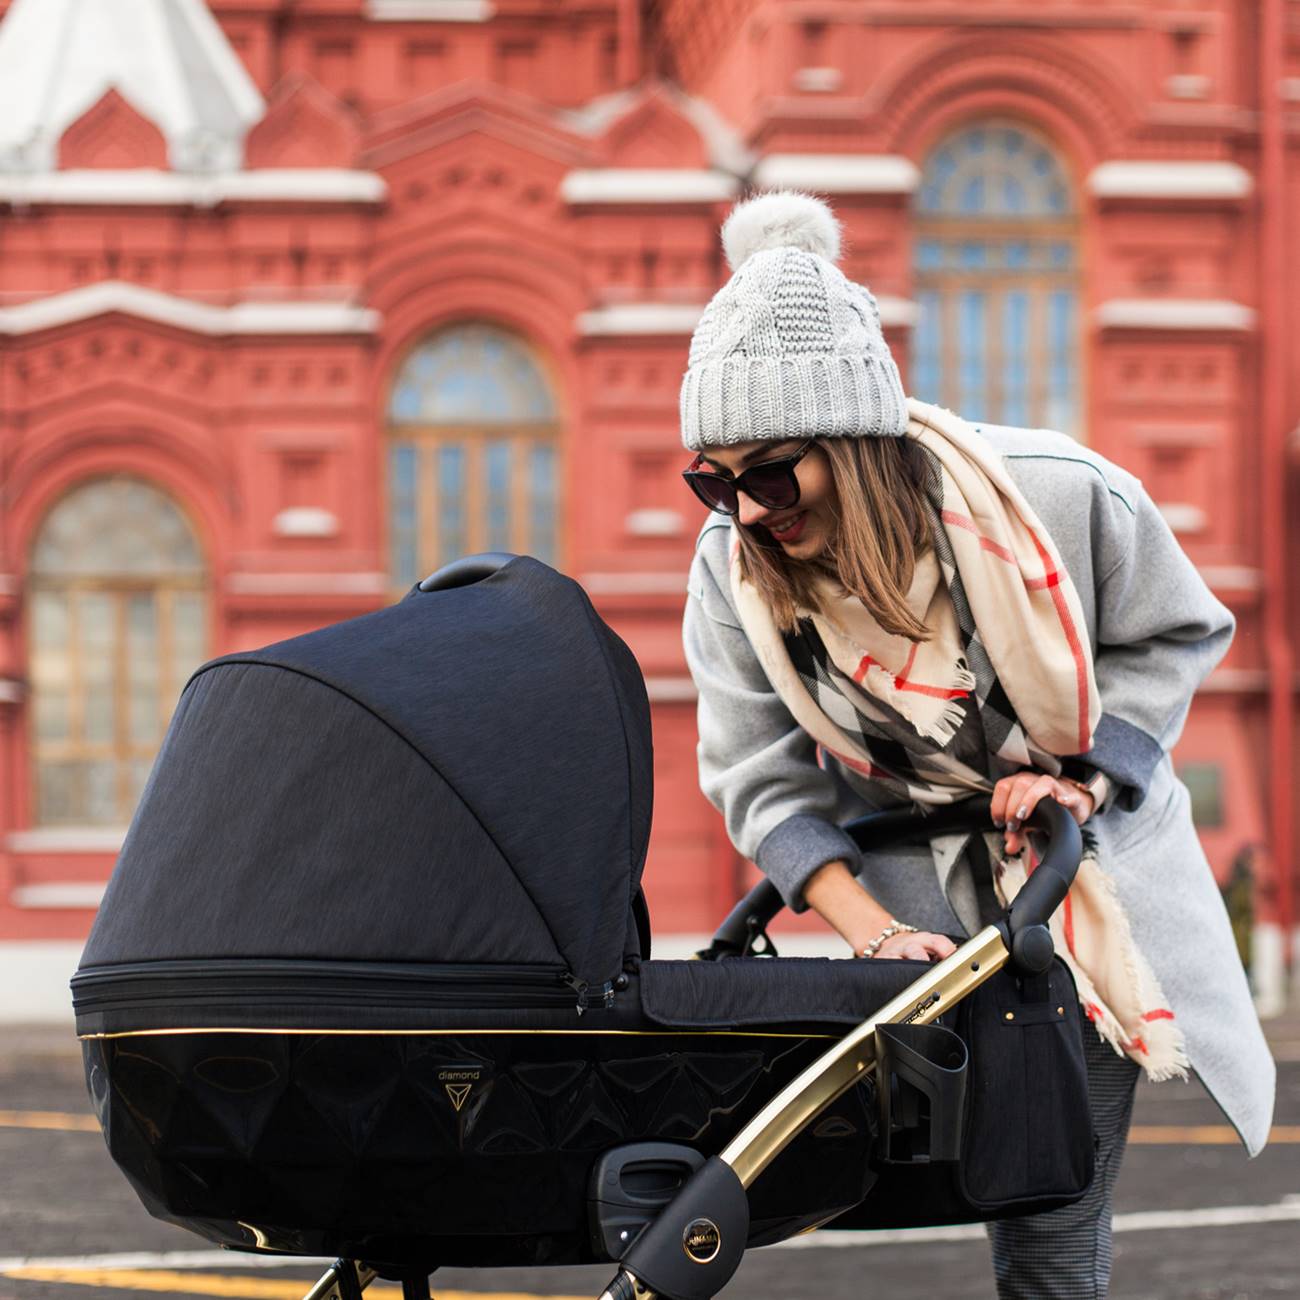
[994,818,1005,828]
[1015,804,1028,820]
[1007,818,1020,832]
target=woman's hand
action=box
[871,930,956,961]
[991,770,1096,856]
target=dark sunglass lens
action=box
[741,462,800,509]
[686,473,738,515]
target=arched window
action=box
[27,477,208,826]
[911,122,1080,432]
[387,324,560,590]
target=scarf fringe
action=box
[853,659,976,746]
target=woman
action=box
[679,191,1273,1299]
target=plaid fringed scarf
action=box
[729,398,1188,1081]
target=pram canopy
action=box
[81,556,654,993]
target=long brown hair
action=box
[735,436,933,638]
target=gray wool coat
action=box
[683,423,1275,1156]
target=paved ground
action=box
[2,1016,1297,1300]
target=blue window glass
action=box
[1048,291,1075,430]
[1002,292,1029,427]
[529,445,557,565]
[916,239,943,271]
[958,292,987,421]
[912,122,1078,432]
[437,445,465,566]
[386,325,560,585]
[912,290,942,405]
[389,445,418,588]
[485,441,511,551]
[388,325,556,427]
[960,176,986,214]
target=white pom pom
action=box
[721,191,842,272]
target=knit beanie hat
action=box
[680,191,909,449]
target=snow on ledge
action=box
[562,169,740,204]
[1087,161,1252,200]
[0,169,387,207]
[751,154,920,194]
[1093,299,1255,332]
[0,282,381,337]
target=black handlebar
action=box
[700,795,1081,974]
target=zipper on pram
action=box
[72,959,618,1018]
[562,972,616,1015]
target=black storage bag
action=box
[833,956,1095,1228]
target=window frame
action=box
[26,479,209,829]
[911,122,1084,436]
[385,325,563,594]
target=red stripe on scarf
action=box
[894,643,971,700]
[1142,1009,1176,1023]
[854,645,970,700]
[832,749,884,779]
[1062,891,1077,957]
[1025,525,1092,752]
[940,509,1017,564]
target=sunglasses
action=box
[682,441,814,517]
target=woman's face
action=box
[699,439,838,561]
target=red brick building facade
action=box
[0,0,1295,997]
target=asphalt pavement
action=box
[2,1013,1298,1300]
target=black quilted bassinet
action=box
[73,554,1094,1300]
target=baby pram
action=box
[73,554,1094,1300]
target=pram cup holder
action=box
[874,1023,968,1165]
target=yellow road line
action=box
[0,1110,100,1133]
[1,1268,587,1300]
[1129,1124,1300,1145]
[3,1109,1299,1144]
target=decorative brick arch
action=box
[6,420,233,586]
[874,33,1142,173]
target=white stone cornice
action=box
[581,572,688,596]
[367,0,494,18]
[644,676,698,703]
[1198,565,1264,592]
[224,571,388,596]
[0,169,387,207]
[874,295,919,330]
[1093,299,1255,332]
[7,827,125,854]
[751,154,920,195]
[1087,161,1253,200]
[0,282,381,337]
[273,508,340,539]
[577,304,705,336]
[562,169,740,205]
[12,882,109,908]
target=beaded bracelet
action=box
[857,920,919,959]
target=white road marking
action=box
[3,1196,1300,1273]
[778,1195,1300,1248]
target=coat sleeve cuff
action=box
[1065,713,1164,813]
[755,813,861,914]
